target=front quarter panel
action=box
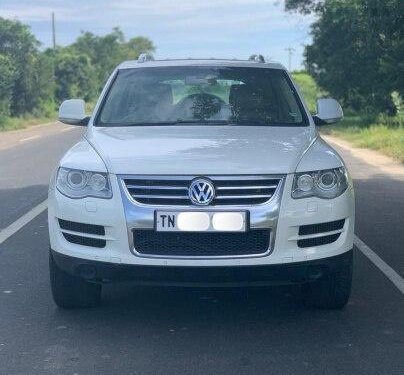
[296,136,344,172]
[58,138,107,172]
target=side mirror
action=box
[313,98,343,126]
[58,99,90,126]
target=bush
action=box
[292,71,325,113]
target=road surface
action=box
[0,125,403,375]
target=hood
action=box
[86,125,314,175]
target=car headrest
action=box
[229,84,263,108]
[141,83,173,106]
[229,84,267,120]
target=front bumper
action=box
[51,248,353,287]
[48,173,355,267]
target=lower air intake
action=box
[58,219,105,236]
[58,219,106,248]
[62,233,106,248]
[133,229,270,257]
[298,234,341,248]
[297,219,345,248]
[299,219,345,236]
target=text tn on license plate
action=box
[155,211,247,232]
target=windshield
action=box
[96,66,307,126]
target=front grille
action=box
[133,229,270,257]
[122,175,282,206]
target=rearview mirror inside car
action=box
[313,98,343,126]
[58,99,90,126]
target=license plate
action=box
[155,211,247,232]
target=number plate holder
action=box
[155,211,248,232]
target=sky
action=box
[0,0,314,70]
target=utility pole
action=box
[51,12,56,49]
[285,47,295,71]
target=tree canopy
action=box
[286,0,403,114]
[0,18,155,122]
[0,17,43,116]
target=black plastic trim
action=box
[58,219,105,236]
[299,219,345,236]
[298,233,341,248]
[50,249,353,286]
[62,233,106,248]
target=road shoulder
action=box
[0,121,74,151]
[322,135,404,178]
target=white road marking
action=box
[19,135,40,143]
[0,200,403,296]
[354,235,404,294]
[0,200,48,245]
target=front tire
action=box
[49,252,101,309]
[303,252,353,309]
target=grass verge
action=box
[322,115,404,163]
[0,101,96,132]
[0,114,57,132]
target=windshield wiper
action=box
[226,119,272,126]
[102,119,284,127]
[122,119,232,126]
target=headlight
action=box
[292,167,348,199]
[56,167,112,199]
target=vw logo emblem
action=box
[189,178,215,205]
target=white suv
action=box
[49,57,354,309]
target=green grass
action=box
[291,71,325,113]
[322,115,404,163]
[290,71,403,163]
[0,101,96,132]
[0,114,57,132]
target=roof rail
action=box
[248,54,265,63]
[137,53,155,63]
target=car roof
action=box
[118,58,286,70]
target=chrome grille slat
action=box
[126,185,188,190]
[216,195,272,199]
[216,185,277,190]
[122,175,283,206]
[131,194,189,199]
[210,176,279,181]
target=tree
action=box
[285,0,324,14]
[53,49,97,102]
[285,0,403,114]
[0,17,53,116]
[0,55,15,119]
[72,28,155,88]
[0,18,156,120]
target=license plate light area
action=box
[155,211,247,232]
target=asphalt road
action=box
[0,125,403,375]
